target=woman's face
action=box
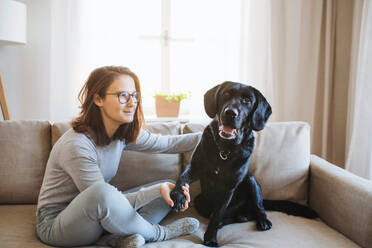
[94,74,138,135]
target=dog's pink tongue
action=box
[222,125,236,134]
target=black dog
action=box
[170,81,317,247]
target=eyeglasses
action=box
[105,91,140,104]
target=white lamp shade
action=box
[0,0,27,45]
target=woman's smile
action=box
[123,109,135,115]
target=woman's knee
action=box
[85,182,123,206]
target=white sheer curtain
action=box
[240,0,275,120]
[240,0,325,148]
[50,0,83,122]
[346,0,372,179]
[240,0,372,179]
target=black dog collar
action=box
[209,124,231,160]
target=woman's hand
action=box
[160,182,191,212]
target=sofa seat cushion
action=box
[147,207,360,248]
[0,205,52,248]
[0,205,359,248]
[0,204,110,248]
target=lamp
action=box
[0,0,27,120]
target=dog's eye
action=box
[242,97,251,103]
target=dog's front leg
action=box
[170,162,199,212]
[247,174,272,230]
[203,190,234,247]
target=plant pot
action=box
[155,95,181,117]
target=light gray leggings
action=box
[36,180,173,247]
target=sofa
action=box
[0,120,371,248]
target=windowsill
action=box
[144,114,211,124]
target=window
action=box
[78,0,241,116]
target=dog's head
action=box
[204,81,272,139]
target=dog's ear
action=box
[250,87,272,131]
[204,84,222,118]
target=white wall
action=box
[0,0,52,120]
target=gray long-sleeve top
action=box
[37,128,201,211]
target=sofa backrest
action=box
[0,120,310,205]
[0,120,51,204]
[183,121,310,205]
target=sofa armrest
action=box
[309,154,372,248]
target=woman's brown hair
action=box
[71,66,144,146]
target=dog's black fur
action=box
[170,81,318,247]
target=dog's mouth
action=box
[219,125,237,139]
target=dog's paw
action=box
[203,230,219,247]
[170,187,186,212]
[203,240,219,247]
[256,217,272,231]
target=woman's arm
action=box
[59,139,105,192]
[125,129,202,154]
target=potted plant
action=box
[153,92,190,117]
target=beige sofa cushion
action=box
[145,207,359,248]
[0,120,51,204]
[51,122,71,146]
[0,205,52,248]
[184,121,310,204]
[250,122,310,204]
[51,122,183,192]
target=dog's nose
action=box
[224,107,238,118]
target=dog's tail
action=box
[263,200,318,219]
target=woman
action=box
[36,66,201,248]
